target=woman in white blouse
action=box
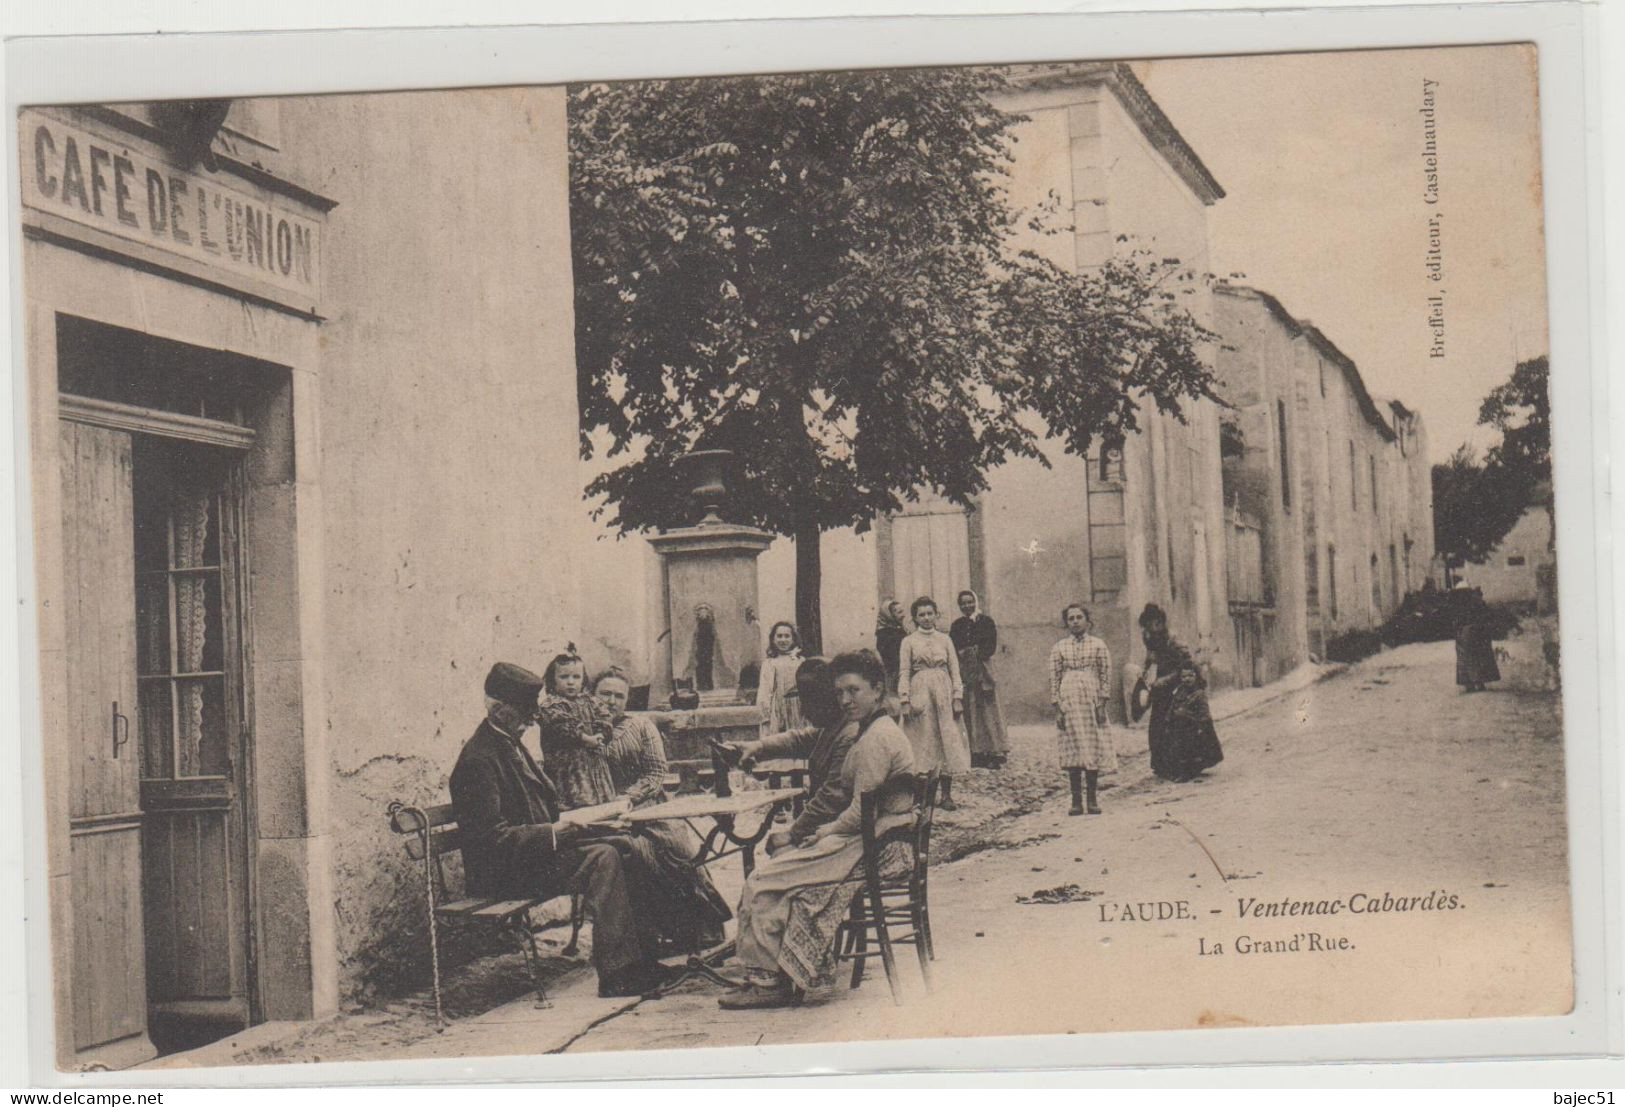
[898,596,969,810]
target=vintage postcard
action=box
[12,30,1585,1078]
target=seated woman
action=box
[593,668,731,950]
[726,657,862,856]
[719,650,917,1010]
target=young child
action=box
[1049,603,1114,815]
[537,650,618,810]
[757,621,806,736]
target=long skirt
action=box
[734,831,911,991]
[1455,627,1501,686]
[959,650,1010,763]
[904,666,972,774]
[1057,670,1116,772]
[1147,690,1224,781]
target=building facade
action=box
[22,90,582,1068]
[1469,506,1553,607]
[1214,285,1435,667]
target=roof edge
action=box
[1004,62,1225,206]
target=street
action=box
[161,636,1570,1068]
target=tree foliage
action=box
[569,68,1220,643]
[1431,356,1552,568]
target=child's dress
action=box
[898,628,971,774]
[758,651,806,736]
[537,692,617,808]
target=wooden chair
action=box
[386,801,578,1024]
[834,769,940,1004]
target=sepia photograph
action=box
[12,27,1584,1079]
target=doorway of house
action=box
[57,315,261,1059]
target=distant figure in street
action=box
[449,662,676,997]
[758,621,806,736]
[1454,585,1501,692]
[1131,603,1224,783]
[537,650,618,809]
[899,596,969,810]
[951,589,1010,770]
[1050,603,1115,815]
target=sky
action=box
[1133,45,1548,463]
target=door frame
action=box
[61,392,261,1033]
[25,253,332,1071]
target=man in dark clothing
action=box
[449,662,676,997]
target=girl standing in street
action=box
[898,596,969,810]
[1130,603,1224,782]
[951,589,1011,770]
[1049,603,1115,815]
[537,650,618,809]
[757,621,806,735]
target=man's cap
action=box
[485,662,544,710]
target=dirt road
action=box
[545,638,1572,1053]
[166,639,1569,1069]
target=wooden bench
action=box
[386,800,582,1024]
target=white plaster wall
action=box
[275,87,582,999]
[1469,507,1552,605]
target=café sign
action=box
[21,111,322,301]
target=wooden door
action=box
[132,438,253,1030]
[58,419,153,1064]
[889,500,972,612]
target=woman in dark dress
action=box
[1130,604,1224,782]
[950,589,1010,769]
[874,599,907,716]
[1454,586,1501,692]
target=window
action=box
[1086,441,1127,604]
[1327,544,1339,620]
[1370,553,1382,611]
[1277,400,1291,511]
[1349,441,1358,510]
[1507,555,1527,567]
[1369,455,1379,514]
[1305,546,1320,610]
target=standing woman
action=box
[898,596,969,810]
[1131,603,1224,782]
[874,599,907,715]
[757,621,806,735]
[1454,586,1501,693]
[1049,603,1115,815]
[951,589,1011,770]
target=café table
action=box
[624,785,805,989]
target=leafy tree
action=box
[1479,355,1552,525]
[1431,355,1553,577]
[570,68,1218,650]
[1431,445,1527,572]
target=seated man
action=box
[450,661,677,998]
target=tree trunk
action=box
[795,520,824,656]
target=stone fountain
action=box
[641,450,775,781]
